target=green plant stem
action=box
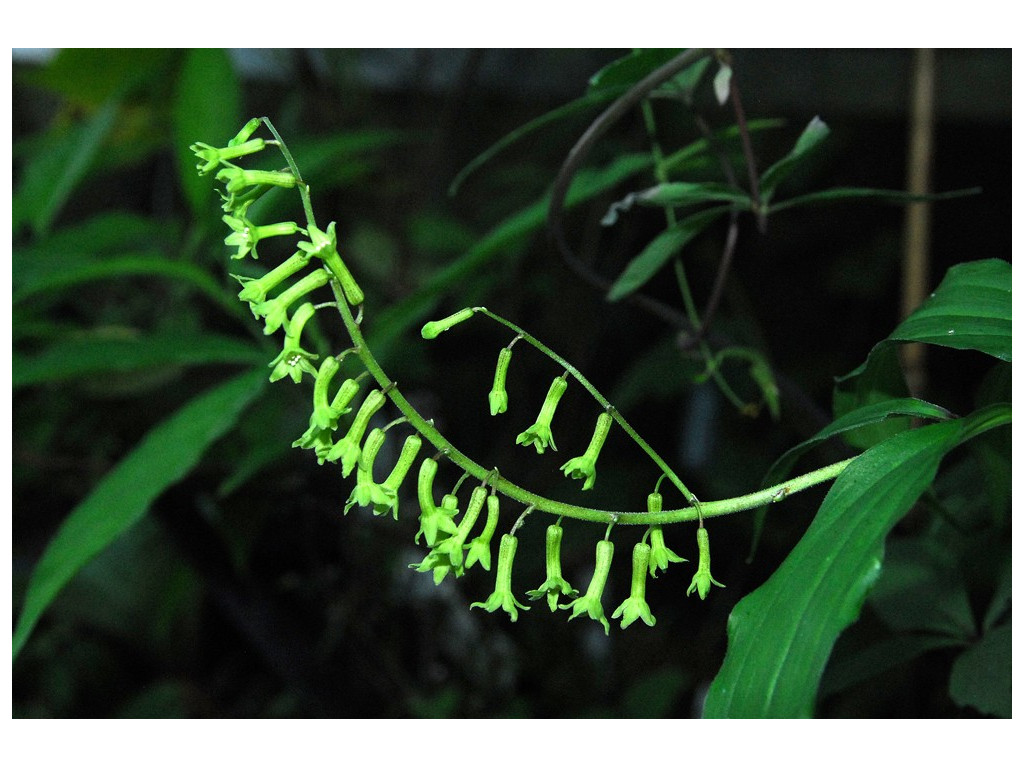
[268,115,856,528]
[260,117,317,230]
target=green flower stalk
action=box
[267,302,319,384]
[471,534,530,622]
[562,539,614,635]
[325,389,386,476]
[374,433,422,519]
[526,522,578,611]
[415,458,458,546]
[253,268,330,335]
[215,166,299,195]
[687,526,726,600]
[646,494,687,577]
[297,222,364,306]
[234,250,314,305]
[464,494,500,572]
[191,137,267,175]
[421,308,476,339]
[560,410,613,491]
[488,346,512,416]
[611,542,656,629]
[344,428,393,515]
[432,484,488,573]
[516,375,568,454]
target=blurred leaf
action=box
[661,118,786,175]
[759,116,830,202]
[703,405,1010,717]
[13,369,268,660]
[606,206,729,302]
[22,48,176,106]
[13,333,266,388]
[588,48,709,97]
[868,537,976,640]
[14,98,119,236]
[372,153,654,352]
[768,185,982,215]
[173,48,242,220]
[621,667,689,717]
[610,336,703,411]
[602,182,747,225]
[948,624,1011,717]
[820,633,964,699]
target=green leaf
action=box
[13,333,266,388]
[588,49,708,97]
[173,48,242,220]
[606,206,729,302]
[22,48,176,107]
[759,116,830,202]
[948,624,1011,717]
[820,633,965,699]
[767,185,982,215]
[602,182,749,225]
[12,369,267,660]
[703,405,1010,717]
[13,98,120,236]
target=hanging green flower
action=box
[471,534,530,622]
[562,539,614,635]
[612,542,656,629]
[526,522,578,611]
[464,494,500,572]
[687,526,725,600]
[560,410,613,491]
[516,375,568,454]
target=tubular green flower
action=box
[562,539,614,635]
[293,376,360,462]
[687,527,726,600]
[216,166,299,195]
[297,222,364,306]
[415,458,459,546]
[373,433,422,520]
[646,493,687,577]
[234,250,314,306]
[516,375,568,454]
[222,214,302,261]
[464,494,500,572]
[612,542,656,629]
[310,357,342,430]
[526,523,578,611]
[253,268,330,335]
[344,428,393,515]
[488,346,512,416]
[432,485,488,573]
[471,534,529,622]
[325,389,386,476]
[267,302,319,384]
[560,410,613,491]
[421,308,476,339]
[191,137,267,175]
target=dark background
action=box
[12,49,1011,717]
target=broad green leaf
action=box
[13,333,266,388]
[703,404,1010,717]
[948,624,1011,717]
[767,185,982,215]
[173,48,242,220]
[12,253,237,314]
[21,48,176,107]
[371,153,654,352]
[13,98,120,236]
[759,116,830,202]
[747,396,953,562]
[606,207,729,302]
[12,369,267,659]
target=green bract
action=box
[516,375,568,454]
[471,534,529,622]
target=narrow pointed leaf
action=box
[759,116,829,201]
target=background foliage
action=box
[12,49,1011,718]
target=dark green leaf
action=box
[949,624,1011,717]
[606,207,729,302]
[703,405,1010,717]
[820,634,965,699]
[602,182,749,225]
[22,48,176,106]
[12,369,267,659]
[13,333,266,388]
[588,49,708,97]
[173,48,242,220]
[759,116,829,202]
[14,99,119,236]
[767,185,982,215]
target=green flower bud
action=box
[611,542,656,629]
[234,250,314,306]
[516,375,567,454]
[471,534,529,622]
[216,166,299,195]
[526,523,579,612]
[560,410,613,491]
[488,346,512,416]
[687,527,725,600]
[421,308,476,339]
